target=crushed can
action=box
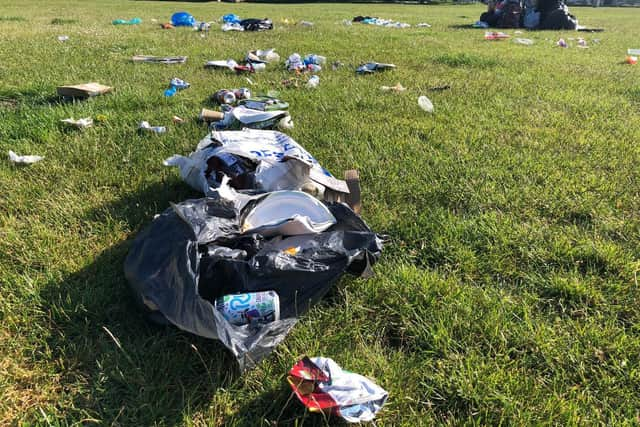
[215,291,280,326]
[233,88,252,101]
[213,89,236,105]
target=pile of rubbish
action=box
[221,13,273,32]
[122,38,385,422]
[477,0,583,30]
[352,15,411,28]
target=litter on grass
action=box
[288,356,388,423]
[8,150,43,165]
[57,82,112,98]
[164,129,349,197]
[61,117,93,129]
[418,96,434,113]
[139,121,166,134]
[356,62,396,74]
[124,191,382,369]
[132,55,187,64]
[380,83,406,92]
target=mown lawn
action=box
[1,0,639,425]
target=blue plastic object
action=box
[171,11,196,27]
[222,13,241,24]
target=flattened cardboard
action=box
[57,82,112,98]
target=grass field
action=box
[1,1,640,425]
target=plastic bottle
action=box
[307,64,322,73]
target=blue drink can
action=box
[215,291,280,326]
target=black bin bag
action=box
[124,195,382,370]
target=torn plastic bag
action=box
[164,129,349,198]
[124,194,383,370]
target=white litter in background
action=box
[514,38,534,45]
[58,35,69,42]
[61,117,93,129]
[418,96,434,113]
[138,121,167,134]
[416,23,431,28]
[8,150,44,165]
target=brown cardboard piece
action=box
[57,82,112,98]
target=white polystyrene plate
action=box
[241,191,337,237]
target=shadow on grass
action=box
[0,88,71,108]
[38,181,243,424]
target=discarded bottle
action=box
[215,291,280,326]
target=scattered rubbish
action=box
[171,11,196,27]
[205,59,260,73]
[577,38,588,48]
[239,18,273,31]
[61,117,93,129]
[352,15,410,28]
[557,38,568,48]
[288,356,389,423]
[342,19,353,26]
[164,128,349,197]
[514,30,524,34]
[286,53,326,72]
[215,291,280,326]
[112,17,141,25]
[429,84,451,91]
[627,48,640,56]
[239,96,289,111]
[300,20,314,27]
[160,23,174,29]
[514,38,534,45]
[306,75,320,88]
[95,114,108,123]
[197,22,211,32]
[8,150,43,165]
[222,22,243,32]
[212,88,252,105]
[484,31,510,40]
[249,48,280,63]
[124,193,382,370]
[173,115,185,124]
[418,96,434,113]
[356,62,396,74]
[203,106,293,131]
[627,56,638,65]
[332,61,343,71]
[139,121,167,134]
[165,77,190,97]
[380,83,406,93]
[416,23,431,28]
[57,35,69,42]
[241,190,337,236]
[57,82,112,98]
[222,13,241,24]
[132,55,187,64]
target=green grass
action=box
[1,0,640,425]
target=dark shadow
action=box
[237,382,350,426]
[447,24,477,29]
[0,88,73,108]
[37,180,244,424]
